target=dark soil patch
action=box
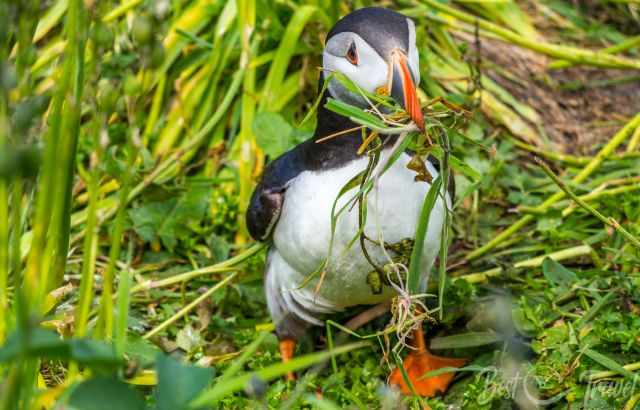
[459,33,640,154]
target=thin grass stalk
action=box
[517,177,640,215]
[437,130,451,321]
[236,0,257,238]
[0,182,7,342]
[67,161,100,378]
[626,394,640,410]
[143,272,237,339]
[215,331,269,384]
[10,180,21,292]
[43,99,81,294]
[258,5,316,111]
[459,244,592,283]
[0,134,7,345]
[536,158,640,249]
[74,164,99,340]
[48,15,86,289]
[588,360,640,381]
[466,112,640,261]
[407,176,442,294]
[0,43,8,345]
[419,0,640,69]
[550,35,640,70]
[510,138,589,166]
[99,133,138,341]
[115,240,134,356]
[627,124,640,152]
[23,77,66,307]
[87,243,264,322]
[237,66,256,239]
[128,243,264,293]
[102,0,144,23]
[65,67,245,248]
[23,0,83,308]
[191,342,369,406]
[561,183,640,217]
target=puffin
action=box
[246,7,464,396]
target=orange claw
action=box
[279,339,297,381]
[389,327,466,397]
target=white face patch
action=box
[322,19,421,106]
[323,32,389,105]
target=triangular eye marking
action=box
[346,41,358,65]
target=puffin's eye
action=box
[346,42,358,65]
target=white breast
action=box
[272,149,447,312]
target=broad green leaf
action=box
[542,257,578,286]
[68,377,146,410]
[156,354,213,410]
[125,335,164,367]
[252,112,294,157]
[70,339,123,370]
[128,179,212,250]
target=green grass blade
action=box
[191,342,368,406]
[259,5,317,111]
[407,176,442,294]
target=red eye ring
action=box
[346,42,358,65]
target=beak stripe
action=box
[398,56,424,130]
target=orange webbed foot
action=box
[279,338,297,381]
[388,328,466,397]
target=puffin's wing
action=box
[246,149,304,241]
[246,182,285,241]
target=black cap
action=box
[327,7,410,58]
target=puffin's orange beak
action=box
[389,50,424,130]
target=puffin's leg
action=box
[279,338,297,381]
[388,325,466,397]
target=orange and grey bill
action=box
[390,50,424,130]
[398,55,424,130]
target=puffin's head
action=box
[323,7,423,128]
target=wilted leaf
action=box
[176,324,202,353]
